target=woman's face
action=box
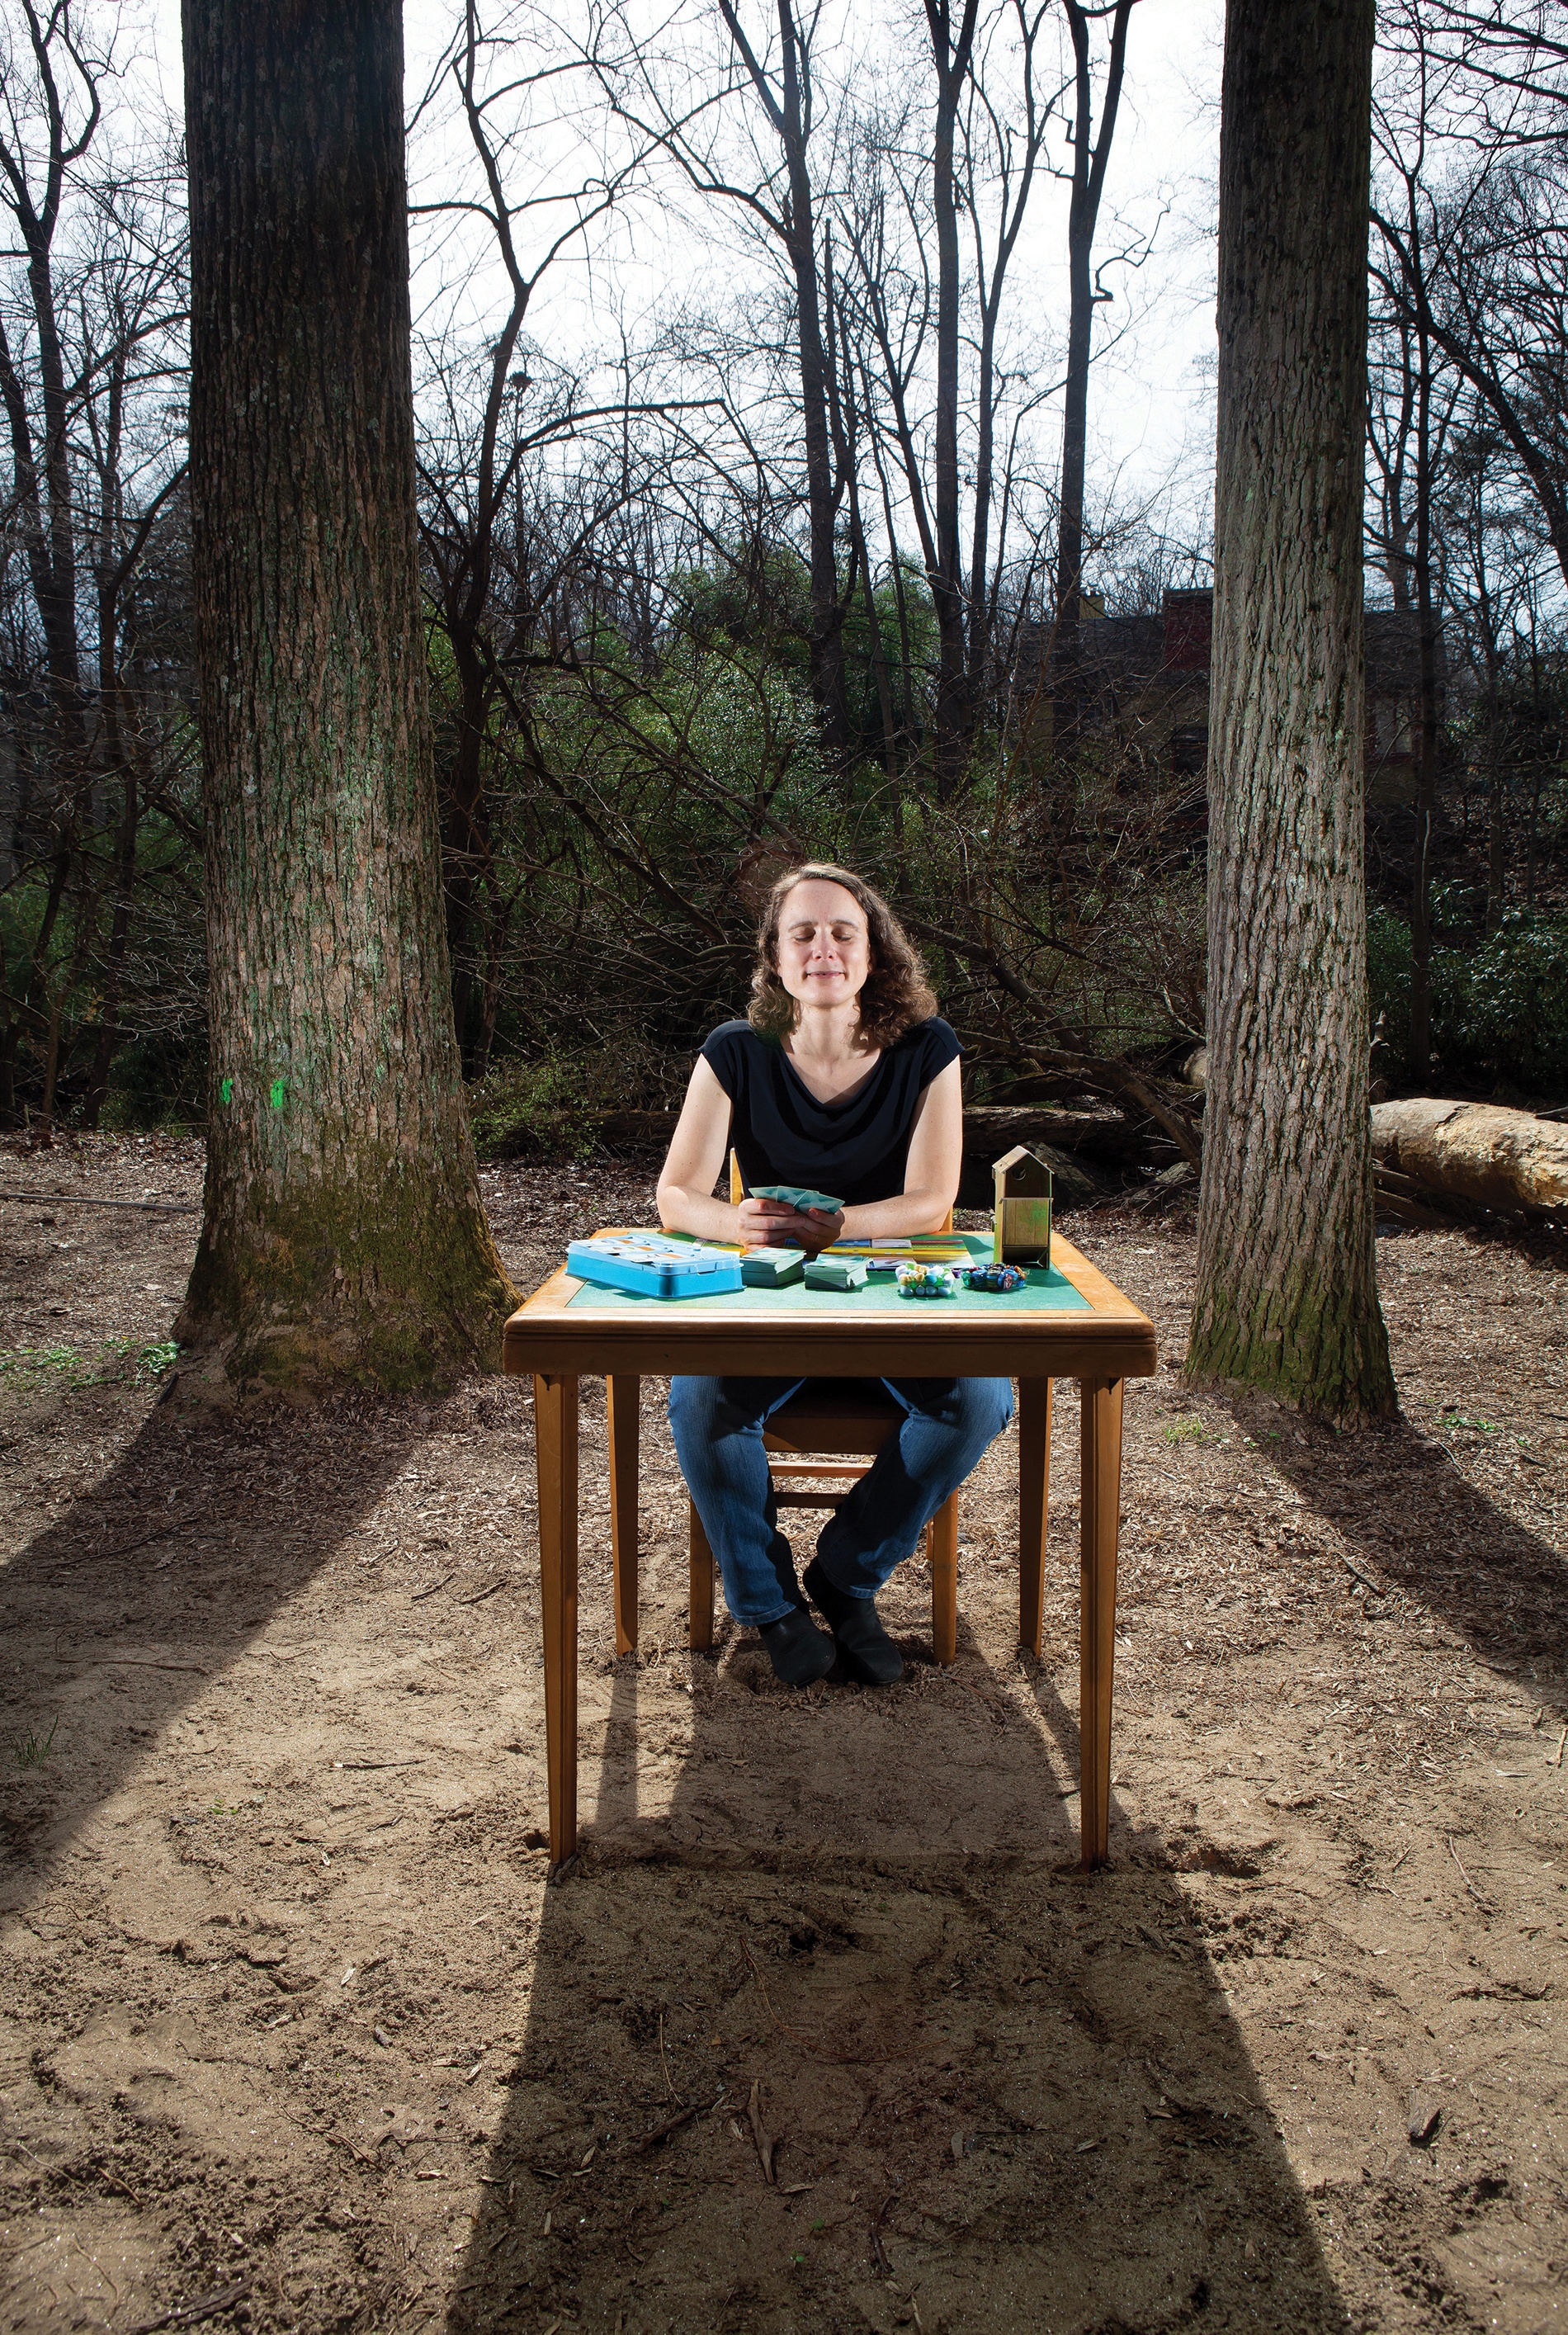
[773,879,872,1016]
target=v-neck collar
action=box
[780,1044,886,1112]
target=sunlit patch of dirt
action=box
[1,1136,1563,2333]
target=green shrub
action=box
[1367,908,1415,1068]
[101,1027,209,1132]
[1452,912,1568,1092]
[468,1040,685,1160]
[1368,905,1568,1096]
[468,1056,603,1160]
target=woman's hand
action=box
[736,1197,845,1255]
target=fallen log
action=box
[958,1104,1178,1170]
[1370,1099,1568,1220]
[956,1138,1103,1214]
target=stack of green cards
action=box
[741,1246,805,1288]
[804,1256,868,1291]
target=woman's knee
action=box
[668,1374,721,1442]
[956,1375,1014,1445]
[892,1375,1013,1448]
[668,1374,788,1446]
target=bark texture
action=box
[1187,0,1396,1419]
[177,0,515,1394]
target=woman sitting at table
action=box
[656,862,1013,1689]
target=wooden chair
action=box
[687,1156,965,1662]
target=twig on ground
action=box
[78,1531,183,1564]
[0,1189,196,1214]
[410,1576,454,1602]
[128,2279,252,2334]
[49,1653,210,1675]
[870,2185,898,2276]
[747,2079,776,2184]
[1448,1835,1495,1914]
[1552,1727,1567,1771]
[631,2099,705,2152]
[456,1578,509,1606]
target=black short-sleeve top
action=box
[699,1017,961,1208]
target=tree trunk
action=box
[778,34,848,761]
[176,0,516,1397]
[1485,702,1507,932]
[442,629,491,1070]
[1408,296,1439,1081]
[1187,0,1396,1420]
[924,0,980,802]
[716,0,848,757]
[1050,0,1131,764]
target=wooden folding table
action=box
[502,1231,1156,1873]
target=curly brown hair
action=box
[749,863,937,1049]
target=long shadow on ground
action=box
[1261,1410,1568,1703]
[449,1587,1349,2334]
[0,1397,418,1905]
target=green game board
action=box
[565,1231,1089,1315]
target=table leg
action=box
[1018,1377,1053,1657]
[607,1374,640,1657]
[929,1491,958,1666]
[689,1501,716,1652]
[1079,1376,1124,1870]
[534,1372,579,1869]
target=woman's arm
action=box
[656,1057,745,1242]
[838,1055,963,1238]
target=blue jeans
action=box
[668,1375,1014,1628]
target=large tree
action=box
[175,0,515,1395]
[1186,0,1396,1420]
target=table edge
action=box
[500,1227,1158,1378]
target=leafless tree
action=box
[1050,0,1136,746]
[0,0,188,1130]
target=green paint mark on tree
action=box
[220,1077,233,1104]
[269,1078,287,1110]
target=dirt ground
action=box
[1,1136,1565,2335]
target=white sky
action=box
[135,0,1226,559]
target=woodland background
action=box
[2,0,1566,1164]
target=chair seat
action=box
[762,1377,901,1456]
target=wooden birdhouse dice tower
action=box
[992,1145,1053,1266]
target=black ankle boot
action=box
[758,1605,835,1686]
[803,1557,904,1685]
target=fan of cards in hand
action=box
[749,1183,843,1213]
